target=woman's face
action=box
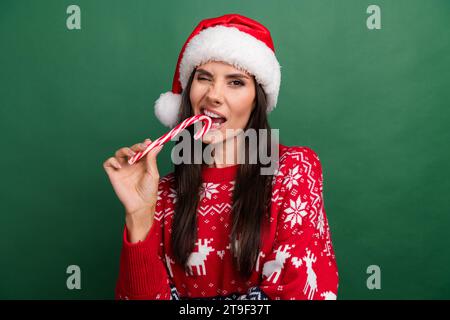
[190,61,256,144]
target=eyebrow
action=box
[195,68,250,80]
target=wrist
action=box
[126,204,156,217]
[125,206,155,243]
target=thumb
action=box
[145,145,163,179]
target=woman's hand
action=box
[103,139,164,242]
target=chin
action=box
[202,131,225,145]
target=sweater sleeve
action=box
[239,147,339,300]
[114,178,172,300]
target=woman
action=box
[103,14,338,300]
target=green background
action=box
[1,0,449,299]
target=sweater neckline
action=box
[201,164,239,183]
[199,143,286,183]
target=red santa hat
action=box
[154,13,282,128]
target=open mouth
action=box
[201,107,227,130]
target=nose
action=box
[205,82,224,106]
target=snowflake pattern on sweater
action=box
[115,144,339,300]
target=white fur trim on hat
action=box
[179,25,281,113]
[154,91,181,128]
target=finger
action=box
[103,157,122,171]
[115,147,136,160]
[145,145,163,179]
[130,139,152,153]
[111,158,123,169]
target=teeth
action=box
[211,122,222,129]
[203,109,224,119]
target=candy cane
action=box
[128,114,212,165]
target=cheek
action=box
[189,82,205,113]
[227,90,255,125]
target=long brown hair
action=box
[171,68,274,279]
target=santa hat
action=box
[154,13,281,128]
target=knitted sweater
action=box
[115,144,339,300]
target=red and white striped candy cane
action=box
[128,114,212,165]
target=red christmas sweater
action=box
[115,144,339,300]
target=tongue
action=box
[212,117,226,124]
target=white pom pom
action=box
[154,91,182,128]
